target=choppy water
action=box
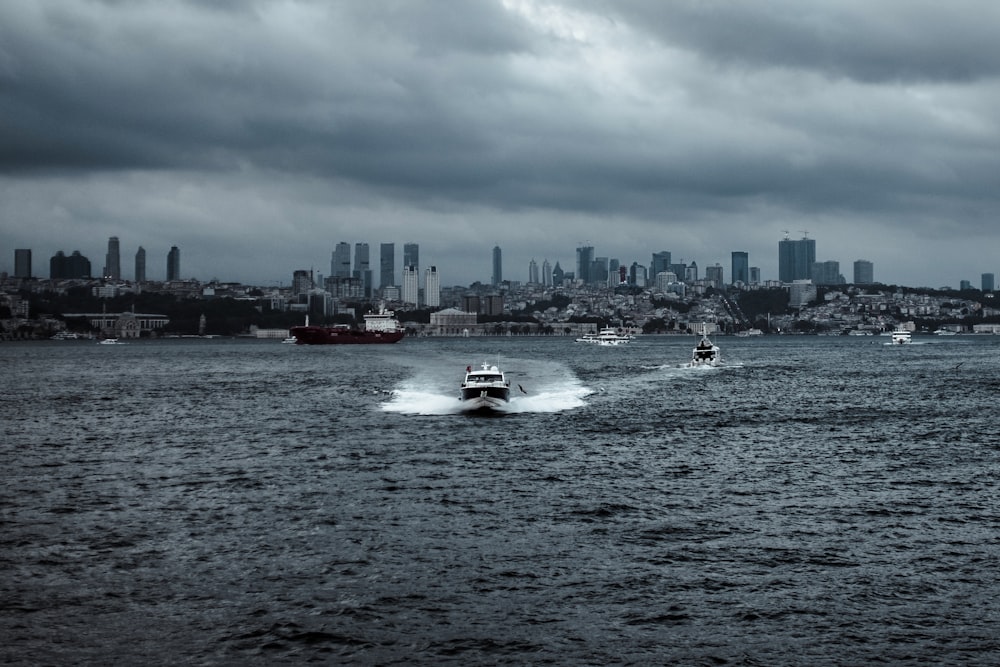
[2,334,999,665]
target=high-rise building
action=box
[104,236,120,280]
[425,266,440,307]
[630,262,648,287]
[292,269,313,295]
[528,259,539,284]
[685,261,698,282]
[14,249,31,278]
[50,250,91,279]
[332,242,351,278]
[402,265,419,305]
[592,257,609,286]
[167,246,180,281]
[812,260,843,286]
[706,263,724,288]
[135,246,146,283]
[541,259,552,287]
[853,260,874,285]
[960,280,972,291]
[778,235,816,282]
[651,251,671,279]
[731,251,749,285]
[354,243,371,296]
[983,273,995,292]
[576,246,594,284]
[608,259,620,286]
[552,261,564,286]
[492,245,502,286]
[403,243,419,272]
[749,267,761,284]
[379,243,394,288]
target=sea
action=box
[2,333,999,665]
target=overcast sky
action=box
[2,0,999,288]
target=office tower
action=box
[552,261,564,286]
[332,242,351,278]
[608,259,620,286]
[541,259,552,287]
[853,260,874,285]
[425,266,440,307]
[749,267,761,284]
[960,280,972,291]
[591,257,609,286]
[50,250,91,279]
[576,246,594,284]
[402,265,419,305]
[651,251,671,279]
[685,261,698,282]
[354,243,371,296]
[14,249,31,278]
[811,260,842,286]
[135,246,146,283]
[706,263,724,288]
[528,259,539,284]
[492,245,502,286]
[778,235,816,282]
[104,236,121,280]
[292,269,313,295]
[166,246,180,281]
[403,243,419,271]
[731,251,749,285]
[379,243,394,288]
[983,273,995,292]
[630,262,648,287]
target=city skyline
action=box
[2,2,999,288]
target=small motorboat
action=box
[685,326,722,367]
[459,361,511,411]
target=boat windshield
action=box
[469,374,503,383]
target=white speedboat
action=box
[575,327,631,346]
[460,361,511,410]
[890,328,912,345]
[685,326,722,367]
[98,338,124,345]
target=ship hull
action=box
[460,386,510,410]
[289,326,405,345]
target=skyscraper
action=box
[651,251,671,279]
[403,243,419,272]
[425,266,440,307]
[853,260,874,285]
[811,260,842,286]
[528,258,539,284]
[983,273,995,292]
[541,259,552,287]
[706,263,724,288]
[354,243,371,296]
[492,245,502,286]
[576,246,594,284]
[50,250,91,279]
[380,243,394,288]
[402,265,419,305]
[135,246,146,283]
[778,235,816,282]
[731,251,749,285]
[104,236,120,280]
[332,242,352,278]
[167,246,180,281]
[14,249,31,278]
[552,261,564,286]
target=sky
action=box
[2,0,999,289]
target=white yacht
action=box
[685,326,722,367]
[460,361,511,411]
[575,327,632,346]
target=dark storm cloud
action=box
[1,1,999,287]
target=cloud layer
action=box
[2,0,999,287]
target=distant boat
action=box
[934,329,958,336]
[98,338,124,345]
[890,328,912,345]
[281,335,298,344]
[735,328,763,337]
[575,327,631,346]
[685,326,722,367]
[289,306,404,345]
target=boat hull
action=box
[289,325,404,345]
[460,386,510,410]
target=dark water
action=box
[3,335,999,665]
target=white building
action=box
[424,266,440,308]
[402,265,419,305]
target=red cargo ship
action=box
[288,307,405,345]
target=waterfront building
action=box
[430,308,477,335]
[983,273,995,292]
[379,243,394,289]
[135,247,146,283]
[166,246,180,281]
[492,245,503,286]
[14,249,31,278]
[778,235,816,282]
[50,250,91,279]
[853,260,874,285]
[402,265,419,305]
[332,242,351,278]
[104,236,121,280]
[731,251,749,285]
[425,266,440,307]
